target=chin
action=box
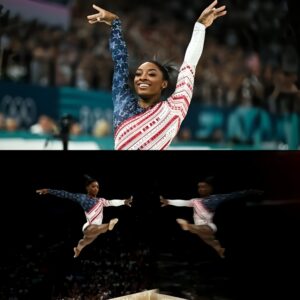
[137,92,152,100]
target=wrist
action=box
[109,15,119,25]
[197,20,207,28]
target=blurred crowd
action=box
[0,229,154,299]
[0,0,300,144]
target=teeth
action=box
[139,84,150,88]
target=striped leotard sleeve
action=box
[166,22,206,113]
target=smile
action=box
[138,83,150,88]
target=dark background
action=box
[0,151,300,299]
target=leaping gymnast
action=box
[36,175,133,258]
[160,177,263,258]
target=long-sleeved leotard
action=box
[48,189,125,228]
[201,189,263,212]
[167,190,262,231]
[109,19,205,150]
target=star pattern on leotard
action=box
[109,19,144,132]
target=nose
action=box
[139,72,147,80]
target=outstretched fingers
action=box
[198,0,227,27]
[207,0,218,10]
[92,4,101,12]
[125,196,133,207]
[87,13,102,22]
[87,13,101,19]
[160,196,168,207]
[128,196,133,207]
[214,5,226,14]
[87,4,118,25]
[214,5,227,18]
[87,4,104,23]
[36,188,48,195]
[88,19,98,24]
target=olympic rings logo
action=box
[79,106,112,133]
[0,95,37,126]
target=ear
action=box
[162,81,168,89]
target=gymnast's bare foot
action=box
[74,247,81,258]
[219,247,225,258]
[176,218,189,230]
[108,218,119,230]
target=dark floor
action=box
[1,151,300,299]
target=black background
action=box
[0,151,300,299]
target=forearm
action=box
[48,189,85,205]
[106,199,126,206]
[166,199,192,207]
[183,22,206,67]
[110,19,129,70]
[168,22,205,109]
[48,189,77,199]
[109,18,132,105]
[225,190,263,200]
[202,190,262,212]
[168,24,205,110]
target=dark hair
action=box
[130,57,179,99]
[84,174,97,187]
[200,176,215,186]
[149,59,179,98]
[147,60,167,81]
[148,59,178,82]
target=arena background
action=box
[0,151,300,299]
[0,0,300,150]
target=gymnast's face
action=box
[134,62,168,101]
[198,182,213,197]
[86,181,99,197]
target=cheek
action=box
[134,79,139,88]
[153,80,164,89]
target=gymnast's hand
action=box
[125,196,133,207]
[160,196,169,207]
[36,188,49,195]
[87,4,119,26]
[197,0,227,28]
